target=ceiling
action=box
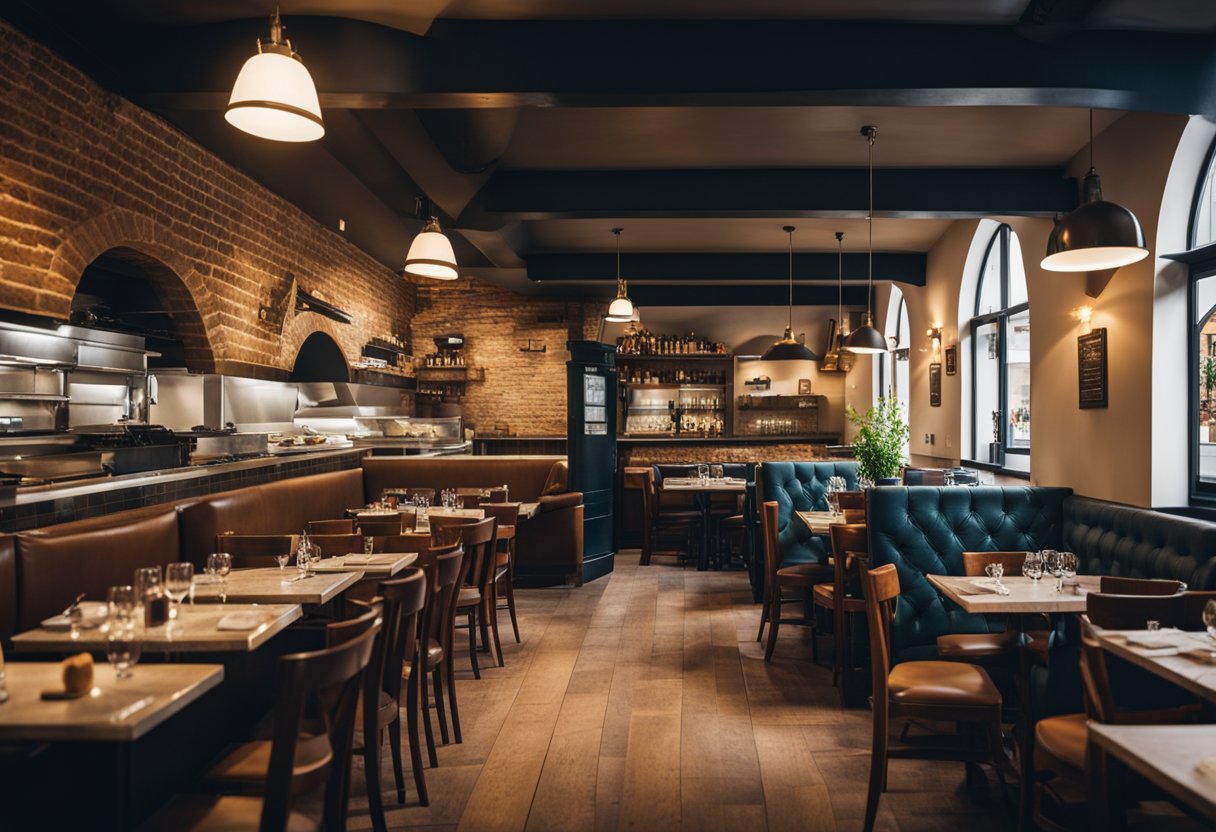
[4,0,1216,306]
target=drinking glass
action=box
[1022,552,1043,581]
[275,548,291,573]
[207,552,232,602]
[106,624,141,680]
[107,585,137,625]
[1203,599,1216,641]
[164,562,193,620]
[1060,552,1077,585]
[710,464,724,481]
[1041,549,1060,589]
[697,463,709,484]
[363,536,375,556]
[985,562,1005,588]
[134,566,162,608]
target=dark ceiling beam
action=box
[625,284,873,308]
[526,253,925,286]
[463,168,1075,226]
[92,18,1216,115]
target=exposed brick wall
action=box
[0,21,413,376]
[412,277,602,435]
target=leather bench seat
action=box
[756,461,860,567]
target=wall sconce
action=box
[926,327,943,360]
[1074,305,1094,334]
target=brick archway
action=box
[279,312,354,378]
[48,210,217,372]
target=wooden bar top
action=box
[928,574,1099,614]
[0,662,224,742]
[192,568,360,605]
[12,604,302,654]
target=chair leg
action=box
[503,570,521,642]
[388,716,405,805]
[487,595,504,667]
[987,716,1010,809]
[478,602,492,654]
[431,667,449,746]
[864,700,889,832]
[466,609,481,679]
[764,597,781,662]
[809,594,820,664]
[363,724,387,832]
[405,671,430,805]
[419,667,439,768]
[756,599,768,642]
[446,647,463,744]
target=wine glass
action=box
[164,563,193,620]
[1041,549,1061,590]
[363,536,375,556]
[697,463,709,484]
[296,543,313,580]
[1203,599,1216,642]
[985,562,1005,588]
[275,547,291,574]
[207,552,232,602]
[710,464,724,481]
[1022,552,1043,581]
[107,584,136,626]
[134,566,162,611]
[1060,552,1077,586]
[106,623,141,680]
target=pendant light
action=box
[226,9,324,142]
[604,228,635,322]
[844,125,889,355]
[1042,110,1147,272]
[761,226,820,362]
[403,197,458,280]
[835,231,848,340]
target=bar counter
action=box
[618,433,840,465]
[1,447,366,533]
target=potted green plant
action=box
[1202,356,1216,443]
[847,396,910,485]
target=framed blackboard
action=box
[1078,328,1108,409]
[929,362,942,407]
[945,345,957,375]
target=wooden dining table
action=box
[1089,626,1216,703]
[191,567,360,605]
[660,476,747,570]
[11,603,302,654]
[1088,724,1216,825]
[309,551,419,578]
[795,510,845,537]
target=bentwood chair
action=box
[420,545,468,755]
[451,518,502,676]
[309,518,354,535]
[758,501,833,663]
[429,514,479,549]
[862,563,1007,832]
[146,625,379,832]
[811,522,867,693]
[483,502,523,643]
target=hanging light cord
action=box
[613,227,624,295]
[866,127,875,321]
[1089,108,1094,170]
[787,227,794,331]
[836,231,844,336]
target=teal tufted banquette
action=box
[756,461,860,567]
[866,485,1071,663]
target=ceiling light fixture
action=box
[761,226,820,362]
[844,125,889,355]
[225,9,324,142]
[1042,109,1147,272]
[604,228,635,322]
[403,197,458,280]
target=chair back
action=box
[842,508,866,525]
[828,522,868,604]
[1182,591,1216,629]
[358,519,403,537]
[624,468,655,555]
[482,502,521,530]
[422,546,467,659]
[404,488,435,503]
[488,487,509,503]
[960,551,1031,578]
[262,624,379,831]
[309,519,354,535]
[326,606,380,647]
[378,568,427,703]
[429,514,480,548]
[837,491,865,511]
[216,533,298,568]
[369,533,430,554]
[458,517,499,597]
[309,534,363,557]
[1099,576,1183,596]
[863,563,901,708]
[1078,622,1116,724]
[1086,592,1184,630]
[760,501,781,588]
[460,494,481,509]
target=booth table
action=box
[660,477,747,571]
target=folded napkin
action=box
[1122,628,1187,649]
[1180,646,1216,664]
[216,611,265,631]
[343,554,374,565]
[41,601,109,631]
[952,578,1011,596]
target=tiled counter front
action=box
[1,449,366,532]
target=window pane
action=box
[1006,310,1030,449]
[976,236,1003,315]
[1197,157,1216,248]
[1008,230,1028,307]
[973,319,1002,462]
[896,298,910,349]
[1198,274,1216,482]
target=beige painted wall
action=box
[874,112,1189,505]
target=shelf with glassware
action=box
[735,394,824,437]
[618,373,733,437]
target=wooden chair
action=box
[215,533,297,568]
[420,545,468,754]
[309,518,354,535]
[862,563,1007,832]
[460,494,481,509]
[936,552,1032,662]
[368,534,430,554]
[837,490,866,511]
[483,502,522,643]
[452,518,502,677]
[811,522,867,697]
[309,534,363,558]
[1099,575,1183,596]
[358,519,404,537]
[626,467,699,566]
[841,507,866,525]
[429,514,479,549]
[757,500,833,663]
[146,624,379,832]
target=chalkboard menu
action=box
[1077,328,1108,409]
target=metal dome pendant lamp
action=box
[226,9,325,142]
[761,226,820,362]
[604,228,635,322]
[1041,109,1147,272]
[403,197,458,280]
[844,125,889,355]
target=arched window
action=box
[1188,143,1216,499]
[968,224,1030,473]
[881,289,910,417]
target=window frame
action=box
[966,224,1030,471]
[1187,257,1216,504]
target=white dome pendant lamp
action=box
[844,125,889,355]
[761,226,819,361]
[226,9,325,142]
[403,197,458,280]
[604,228,635,322]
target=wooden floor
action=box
[328,551,1009,831]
